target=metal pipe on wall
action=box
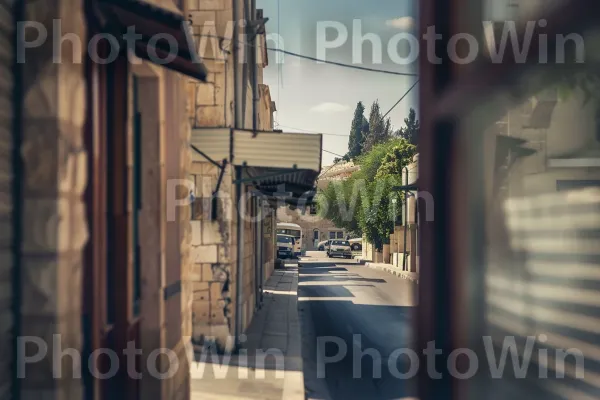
[402,166,409,271]
[232,0,242,128]
[234,166,244,349]
[253,196,260,311]
[258,202,264,307]
[250,0,258,133]
[233,0,244,350]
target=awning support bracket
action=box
[211,160,228,220]
[190,144,229,220]
[191,144,226,170]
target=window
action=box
[310,206,317,215]
[331,240,350,246]
[277,228,301,238]
[336,231,344,239]
[313,230,319,240]
[277,235,293,243]
[419,2,599,399]
[329,231,336,239]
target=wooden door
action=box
[109,56,141,400]
[83,39,116,400]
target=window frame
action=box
[417,1,599,399]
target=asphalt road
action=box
[298,251,418,400]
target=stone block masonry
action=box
[189,161,234,351]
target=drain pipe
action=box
[402,166,409,271]
[250,0,258,134]
[232,0,243,350]
[234,166,244,349]
[249,0,258,312]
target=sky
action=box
[257,0,419,166]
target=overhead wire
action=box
[198,34,418,77]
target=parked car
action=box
[277,234,295,259]
[327,239,352,259]
[317,239,331,251]
[348,238,362,251]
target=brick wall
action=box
[0,1,13,397]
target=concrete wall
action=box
[0,1,13,396]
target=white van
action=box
[276,234,295,259]
[276,222,302,256]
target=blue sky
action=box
[257,0,419,166]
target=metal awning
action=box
[191,128,322,203]
[393,182,419,191]
[94,0,208,81]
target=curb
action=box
[363,262,419,283]
[282,268,306,400]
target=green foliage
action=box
[355,138,415,248]
[396,108,419,145]
[362,100,392,153]
[317,176,362,236]
[348,102,366,159]
[375,141,417,179]
[317,136,416,250]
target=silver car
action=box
[327,240,352,259]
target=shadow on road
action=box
[298,261,418,400]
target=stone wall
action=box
[187,0,277,351]
[0,1,13,397]
[19,1,88,398]
[276,207,349,251]
[188,0,234,128]
[189,163,235,350]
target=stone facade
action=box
[276,207,350,251]
[0,0,14,397]
[17,1,88,398]
[187,0,277,350]
[0,0,198,398]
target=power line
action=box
[268,48,418,77]
[199,34,418,77]
[319,158,343,178]
[381,79,420,120]
[322,149,346,158]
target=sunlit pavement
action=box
[298,251,418,400]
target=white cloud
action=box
[310,102,350,113]
[385,16,416,31]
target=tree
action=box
[362,100,390,153]
[347,102,366,159]
[317,137,416,250]
[375,141,417,178]
[317,177,362,237]
[354,138,416,249]
[397,108,420,145]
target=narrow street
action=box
[298,252,418,400]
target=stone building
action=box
[1,0,208,399]
[186,0,322,351]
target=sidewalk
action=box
[191,267,304,400]
[364,262,419,283]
